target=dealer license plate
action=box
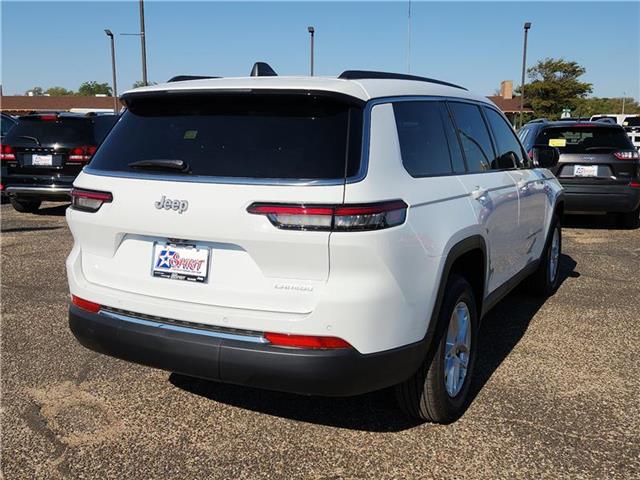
[573,165,598,177]
[152,243,210,283]
[32,154,53,166]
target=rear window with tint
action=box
[623,117,640,127]
[6,117,95,146]
[88,93,363,180]
[536,126,633,154]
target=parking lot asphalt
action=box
[1,202,639,479]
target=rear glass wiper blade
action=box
[16,135,41,146]
[128,159,190,173]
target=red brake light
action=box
[630,181,640,188]
[264,332,352,349]
[71,295,101,313]
[1,145,15,161]
[614,151,639,160]
[39,114,58,121]
[247,200,408,231]
[68,145,97,162]
[71,188,113,212]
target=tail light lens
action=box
[1,145,15,161]
[71,188,113,212]
[264,332,352,349]
[71,295,101,313]
[613,151,639,160]
[68,145,97,162]
[247,200,408,231]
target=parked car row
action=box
[1,112,117,212]
[518,118,640,228]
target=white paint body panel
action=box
[66,77,564,355]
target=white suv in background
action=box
[66,66,564,423]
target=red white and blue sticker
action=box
[152,243,210,283]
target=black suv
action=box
[519,119,640,227]
[1,113,117,213]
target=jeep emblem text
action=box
[155,195,189,214]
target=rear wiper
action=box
[16,135,41,146]
[128,159,190,173]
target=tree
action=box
[573,97,640,118]
[26,86,44,96]
[132,80,157,89]
[521,58,593,119]
[45,86,74,96]
[77,81,112,96]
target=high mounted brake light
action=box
[247,200,408,231]
[71,188,113,212]
[613,151,639,160]
[1,145,15,161]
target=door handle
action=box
[471,187,487,200]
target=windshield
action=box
[89,93,363,180]
[537,126,633,154]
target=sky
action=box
[1,1,639,98]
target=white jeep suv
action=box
[66,67,564,423]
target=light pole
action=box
[622,92,626,114]
[104,29,118,113]
[139,0,148,85]
[519,22,531,128]
[308,26,315,76]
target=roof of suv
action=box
[526,120,626,129]
[122,75,491,105]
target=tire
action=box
[620,207,640,229]
[526,216,561,297]
[9,197,41,213]
[395,274,478,423]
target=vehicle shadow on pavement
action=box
[1,225,62,233]
[170,254,578,432]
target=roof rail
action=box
[527,118,549,124]
[338,70,467,90]
[167,75,220,83]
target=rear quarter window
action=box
[88,93,363,180]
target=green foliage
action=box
[26,86,44,96]
[521,58,593,119]
[77,81,112,96]
[132,80,157,89]
[573,97,640,118]
[45,86,75,96]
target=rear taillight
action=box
[39,114,58,121]
[70,188,113,212]
[264,332,352,349]
[1,145,15,161]
[614,151,639,160]
[68,145,97,162]
[247,200,407,231]
[71,295,101,313]
[630,181,640,188]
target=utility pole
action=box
[622,92,626,114]
[407,0,412,73]
[104,29,118,113]
[139,0,148,85]
[308,26,315,76]
[519,22,531,128]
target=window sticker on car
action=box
[183,130,198,139]
[549,138,567,147]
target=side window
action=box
[393,101,453,177]
[448,102,495,173]
[439,103,467,173]
[484,108,528,169]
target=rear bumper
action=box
[68,305,426,396]
[2,184,72,200]
[561,183,640,213]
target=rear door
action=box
[72,91,363,314]
[537,125,637,185]
[446,101,520,294]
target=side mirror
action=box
[531,145,560,168]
